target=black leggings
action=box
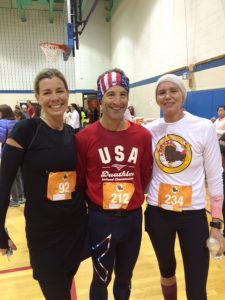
[89,208,142,300]
[38,271,75,300]
[145,205,209,300]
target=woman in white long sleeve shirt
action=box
[145,74,224,300]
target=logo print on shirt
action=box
[155,134,192,174]
[112,164,126,171]
[98,146,138,164]
[116,184,124,192]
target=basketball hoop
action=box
[40,42,68,62]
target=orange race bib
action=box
[158,183,192,212]
[47,171,76,201]
[103,182,135,210]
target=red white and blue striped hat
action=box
[97,69,129,100]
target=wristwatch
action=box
[210,221,222,229]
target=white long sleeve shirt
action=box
[214,117,225,139]
[68,110,80,129]
[145,111,223,218]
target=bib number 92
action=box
[58,182,70,193]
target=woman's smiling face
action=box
[156,81,184,121]
[36,76,69,118]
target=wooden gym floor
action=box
[0,203,225,300]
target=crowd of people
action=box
[0,104,26,207]
[0,68,224,300]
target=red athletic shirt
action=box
[27,105,35,118]
[76,121,153,210]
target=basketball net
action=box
[40,42,68,62]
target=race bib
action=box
[158,183,192,212]
[103,182,135,210]
[47,171,76,201]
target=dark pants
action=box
[89,208,142,300]
[11,168,24,201]
[145,205,209,300]
[38,271,75,300]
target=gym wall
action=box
[110,0,225,119]
[0,0,110,107]
[0,0,225,119]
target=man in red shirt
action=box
[26,100,36,118]
[76,68,153,300]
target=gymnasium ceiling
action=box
[0,0,122,23]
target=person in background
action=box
[0,104,17,148]
[219,134,225,238]
[124,107,133,122]
[76,68,152,300]
[214,106,225,231]
[76,104,82,127]
[0,68,88,300]
[145,74,224,300]
[68,103,80,133]
[80,107,87,128]
[214,105,225,139]
[0,104,21,207]
[63,106,72,124]
[89,106,99,124]
[26,100,36,118]
[214,106,225,241]
[128,105,135,117]
[21,104,30,119]
[15,105,22,114]
[34,103,41,117]
[13,110,26,205]
[14,110,26,122]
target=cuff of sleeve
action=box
[0,230,9,249]
[210,195,223,218]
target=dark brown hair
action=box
[34,68,68,95]
[0,104,15,120]
[14,110,26,120]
